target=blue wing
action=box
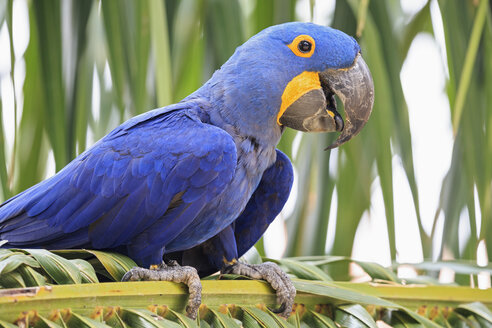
[172,150,293,276]
[233,150,293,257]
[0,104,237,266]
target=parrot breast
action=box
[165,125,278,252]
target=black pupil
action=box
[298,40,311,53]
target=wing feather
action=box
[0,106,237,262]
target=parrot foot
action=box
[122,260,202,319]
[221,261,295,318]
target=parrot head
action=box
[203,22,374,149]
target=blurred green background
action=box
[0,0,490,281]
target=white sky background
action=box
[0,0,482,277]
[352,0,454,265]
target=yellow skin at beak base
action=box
[277,71,322,125]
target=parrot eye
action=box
[298,40,312,53]
[288,35,315,58]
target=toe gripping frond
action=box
[221,261,296,318]
[122,261,202,319]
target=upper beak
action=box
[278,54,374,149]
[321,54,374,149]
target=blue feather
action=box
[49,191,92,227]
[100,175,117,198]
[120,165,141,193]
[63,196,116,233]
[138,155,154,177]
[182,187,205,203]
[43,227,90,249]
[26,185,61,216]
[189,169,220,188]
[175,155,201,179]
[105,189,149,246]
[131,157,143,177]
[89,172,105,194]
[109,155,130,178]
[148,174,164,205]
[94,152,112,177]
[130,196,208,260]
[88,196,129,248]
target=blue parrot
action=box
[0,22,373,318]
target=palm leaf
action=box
[0,250,490,327]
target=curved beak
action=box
[277,54,374,149]
[321,54,374,149]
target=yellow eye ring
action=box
[288,35,315,58]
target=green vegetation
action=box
[0,248,491,327]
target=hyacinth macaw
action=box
[0,22,373,318]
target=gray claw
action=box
[121,263,202,319]
[221,261,296,318]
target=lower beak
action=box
[278,88,344,132]
[278,54,374,149]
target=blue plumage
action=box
[0,22,363,272]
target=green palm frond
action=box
[0,249,491,327]
[0,0,489,268]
